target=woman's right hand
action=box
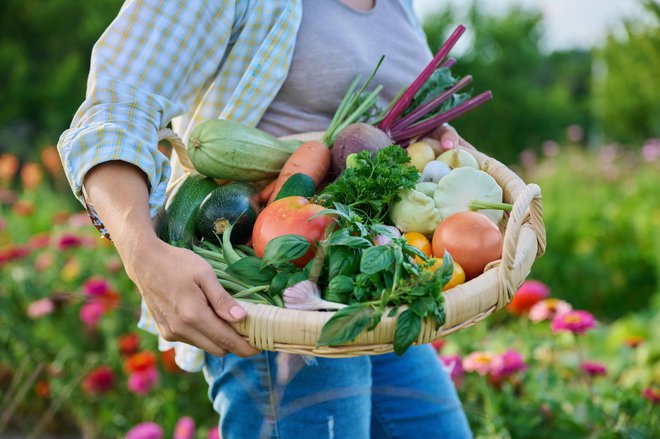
[123,236,260,358]
[83,161,259,359]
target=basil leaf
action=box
[436,251,455,288]
[433,306,446,330]
[387,306,400,317]
[226,257,276,284]
[360,245,395,275]
[269,271,291,297]
[262,235,310,266]
[367,309,384,331]
[328,247,360,278]
[317,304,374,347]
[409,296,436,318]
[328,275,354,294]
[393,309,421,356]
[328,231,372,249]
[286,271,308,288]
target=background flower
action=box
[529,298,572,323]
[581,361,607,377]
[507,280,550,315]
[126,422,163,439]
[551,310,596,335]
[82,366,115,395]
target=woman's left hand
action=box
[432,124,477,152]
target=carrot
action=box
[267,140,331,204]
[259,179,278,204]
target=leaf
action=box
[433,306,446,330]
[367,309,384,331]
[328,275,354,294]
[387,306,400,317]
[317,304,374,347]
[436,251,455,288]
[328,247,360,279]
[262,235,310,266]
[393,309,422,356]
[360,245,395,275]
[409,296,436,318]
[269,271,291,298]
[226,257,276,284]
[286,271,308,288]
[328,231,372,249]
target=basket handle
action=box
[495,183,546,309]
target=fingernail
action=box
[442,139,454,150]
[230,305,246,319]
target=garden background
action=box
[1,0,658,437]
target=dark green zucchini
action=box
[274,173,315,201]
[196,183,259,245]
[158,175,217,248]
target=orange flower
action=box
[125,351,158,374]
[623,336,645,349]
[40,146,62,176]
[20,162,43,190]
[0,154,19,184]
[96,290,121,312]
[160,348,182,374]
[13,200,35,216]
[35,380,50,399]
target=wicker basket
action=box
[163,129,546,358]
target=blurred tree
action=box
[0,0,123,158]
[594,0,660,146]
[423,2,592,164]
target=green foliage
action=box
[525,147,660,319]
[0,0,123,158]
[594,1,660,145]
[423,2,593,164]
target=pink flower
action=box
[551,310,596,335]
[491,350,527,379]
[80,302,104,327]
[56,234,82,251]
[529,298,572,323]
[642,387,660,404]
[82,366,115,395]
[641,138,660,162]
[126,422,163,439]
[440,355,464,382]
[507,280,550,316]
[128,368,159,395]
[35,252,55,272]
[581,361,607,377]
[208,426,221,439]
[174,416,195,439]
[83,277,110,296]
[463,352,502,376]
[29,233,51,249]
[430,339,445,352]
[27,298,55,319]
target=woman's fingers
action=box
[197,267,247,323]
[434,124,461,151]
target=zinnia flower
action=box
[507,280,549,315]
[125,351,158,374]
[35,380,50,399]
[581,361,607,377]
[126,422,163,439]
[35,252,55,272]
[27,298,55,319]
[623,336,644,349]
[174,416,196,439]
[207,426,221,439]
[29,233,51,249]
[128,368,159,395]
[0,153,19,183]
[40,146,62,176]
[551,310,596,335]
[82,366,115,395]
[60,258,81,282]
[56,234,83,251]
[463,352,502,376]
[529,298,572,323]
[430,339,445,352]
[20,162,43,190]
[491,350,527,379]
[160,348,181,374]
[118,333,140,357]
[12,200,34,216]
[80,302,104,327]
[642,387,660,404]
[440,355,464,382]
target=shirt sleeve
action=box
[57,0,235,220]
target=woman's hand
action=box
[432,124,477,152]
[84,161,259,358]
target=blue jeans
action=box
[203,344,472,438]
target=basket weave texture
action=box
[162,129,546,358]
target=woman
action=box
[58,0,473,437]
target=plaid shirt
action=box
[58,0,420,372]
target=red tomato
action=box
[432,212,502,280]
[252,196,334,267]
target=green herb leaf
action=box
[360,245,395,275]
[262,235,310,267]
[269,272,291,298]
[328,230,372,249]
[317,304,374,347]
[433,306,446,330]
[328,275,354,295]
[328,247,360,279]
[226,257,276,284]
[436,251,455,288]
[286,271,309,288]
[409,296,437,318]
[393,309,421,355]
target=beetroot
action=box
[331,123,392,173]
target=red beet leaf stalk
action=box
[378,24,466,133]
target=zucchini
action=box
[158,175,217,248]
[188,120,301,181]
[274,173,315,201]
[196,183,259,245]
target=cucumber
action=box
[196,183,259,245]
[158,175,217,248]
[274,173,316,201]
[188,119,302,181]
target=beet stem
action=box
[390,75,473,133]
[442,57,457,69]
[392,91,493,141]
[378,24,466,133]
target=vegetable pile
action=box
[159,25,509,354]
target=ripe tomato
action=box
[426,259,466,291]
[252,196,334,267]
[403,231,432,263]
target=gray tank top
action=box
[256,0,432,137]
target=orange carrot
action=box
[259,179,278,204]
[267,140,331,204]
